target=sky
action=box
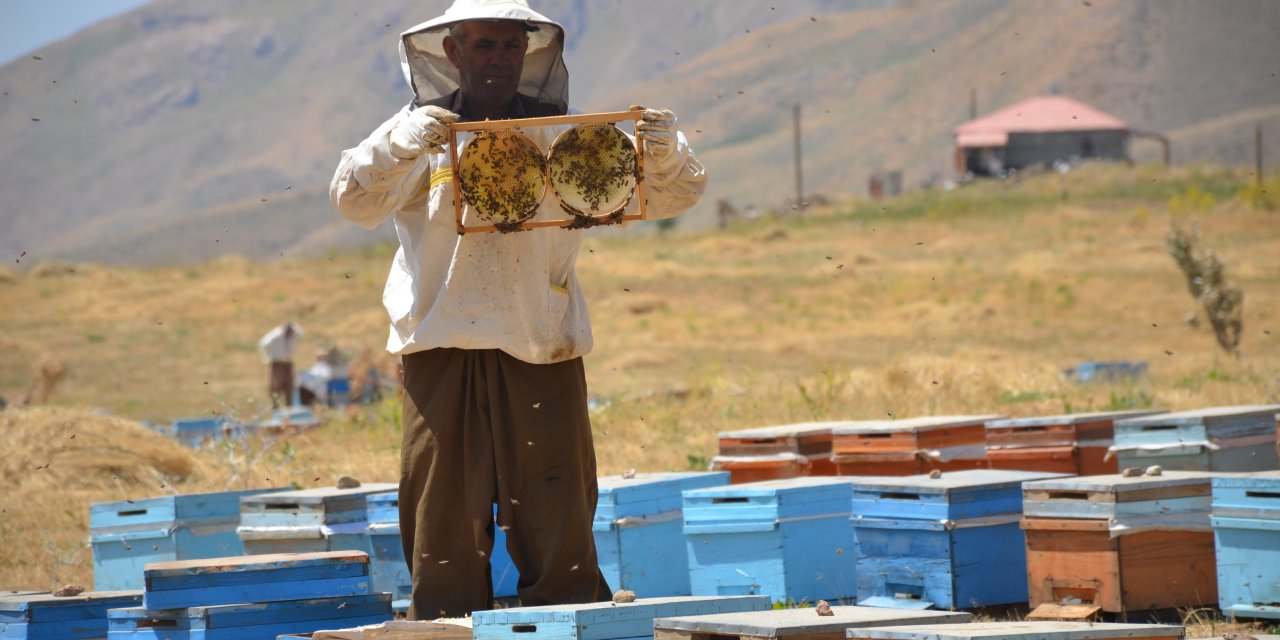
[0,0,151,66]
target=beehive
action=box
[1212,470,1280,620]
[847,622,1183,640]
[108,593,390,640]
[985,410,1164,475]
[850,470,1067,610]
[364,492,519,610]
[683,478,857,604]
[1021,471,1216,617]
[237,484,396,556]
[653,605,971,640]
[141,551,372,611]
[832,416,1003,476]
[0,590,141,640]
[471,595,769,640]
[90,488,286,591]
[1110,405,1279,472]
[594,472,730,597]
[713,422,848,483]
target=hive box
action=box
[472,595,769,640]
[654,605,971,640]
[594,472,730,597]
[237,484,396,556]
[170,417,237,448]
[141,550,372,610]
[90,488,286,591]
[846,622,1184,640]
[1212,470,1280,620]
[1021,471,1216,618]
[850,470,1067,610]
[0,590,141,640]
[1110,405,1279,472]
[985,410,1164,475]
[712,423,847,483]
[832,416,1003,476]
[107,593,390,640]
[683,478,857,604]
[364,492,519,611]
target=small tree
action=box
[1166,222,1244,355]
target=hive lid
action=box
[987,410,1164,429]
[832,415,1005,434]
[848,621,1183,640]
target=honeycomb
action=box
[457,129,547,225]
[548,124,638,218]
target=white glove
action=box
[389,105,460,159]
[632,106,682,173]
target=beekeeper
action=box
[257,322,301,408]
[329,0,707,620]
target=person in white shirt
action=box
[330,0,706,619]
[257,322,300,408]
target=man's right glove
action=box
[632,106,685,178]
[389,105,461,159]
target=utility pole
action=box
[1257,124,1264,188]
[793,104,804,210]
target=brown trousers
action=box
[268,361,293,407]
[399,348,611,619]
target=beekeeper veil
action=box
[399,0,568,113]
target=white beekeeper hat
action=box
[399,0,568,113]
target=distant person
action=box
[257,322,301,408]
[329,0,706,620]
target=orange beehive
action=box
[1021,471,1216,618]
[712,421,846,483]
[985,410,1165,475]
[831,416,1003,476]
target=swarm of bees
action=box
[457,129,546,225]
[548,123,637,218]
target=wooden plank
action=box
[846,622,1183,640]
[654,607,970,640]
[473,596,769,640]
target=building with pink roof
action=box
[954,95,1131,176]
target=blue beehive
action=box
[90,488,286,591]
[849,469,1067,610]
[0,590,141,640]
[654,606,972,640]
[170,417,237,448]
[141,550,372,610]
[595,472,730,597]
[1111,405,1279,472]
[107,592,390,639]
[364,492,519,612]
[683,477,857,604]
[472,595,769,640]
[1213,470,1280,620]
[237,484,396,556]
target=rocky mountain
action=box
[1,0,1276,265]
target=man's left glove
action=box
[632,106,684,175]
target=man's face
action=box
[444,21,529,107]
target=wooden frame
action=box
[448,109,648,234]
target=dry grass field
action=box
[1,163,1277,632]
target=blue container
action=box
[141,550,372,611]
[364,492,519,611]
[472,595,769,640]
[683,477,857,604]
[1213,470,1280,620]
[594,472,730,597]
[170,417,237,448]
[236,484,396,556]
[107,593,390,640]
[849,470,1067,610]
[1111,405,1279,472]
[90,488,286,591]
[0,590,141,640]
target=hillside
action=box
[0,0,1278,265]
